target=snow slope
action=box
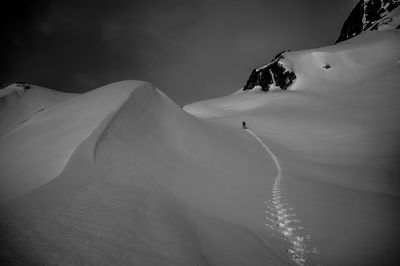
[1,15,399,266]
[0,83,74,136]
[0,82,138,203]
[0,81,291,265]
[184,29,400,265]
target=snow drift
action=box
[0,81,291,265]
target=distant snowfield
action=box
[0,30,400,265]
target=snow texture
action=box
[1,3,400,265]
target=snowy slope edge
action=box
[0,81,149,203]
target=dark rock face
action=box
[336,0,400,43]
[243,51,296,92]
[15,82,31,90]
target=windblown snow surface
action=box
[0,31,399,266]
[0,81,289,265]
[184,30,400,265]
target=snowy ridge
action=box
[1,0,400,263]
[239,0,400,95]
[1,81,289,265]
[0,81,141,203]
[0,83,74,137]
[185,30,400,119]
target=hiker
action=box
[242,121,247,129]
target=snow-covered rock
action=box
[242,51,296,92]
[241,0,400,94]
[336,0,400,43]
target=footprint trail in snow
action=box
[245,128,319,265]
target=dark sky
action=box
[1,0,358,105]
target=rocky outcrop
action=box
[242,0,400,93]
[336,0,400,43]
[243,51,296,92]
[15,82,31,90]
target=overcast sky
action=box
[0,0,358,105]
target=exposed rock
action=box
[336,0,400,43]
[242,0,400,93]
[243,51,296,92]
[14,82,31,90]
[323,64,331,69]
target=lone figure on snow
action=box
[242,121,248,129]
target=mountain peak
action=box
[240,0,400,93]
[336,0,400,43]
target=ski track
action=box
[245,128,319,266]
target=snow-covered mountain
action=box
[336,0,400,43]
[242,0,400,93]
[184,29,400,265]
[1,1,400,265]
[0,81,290,265]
